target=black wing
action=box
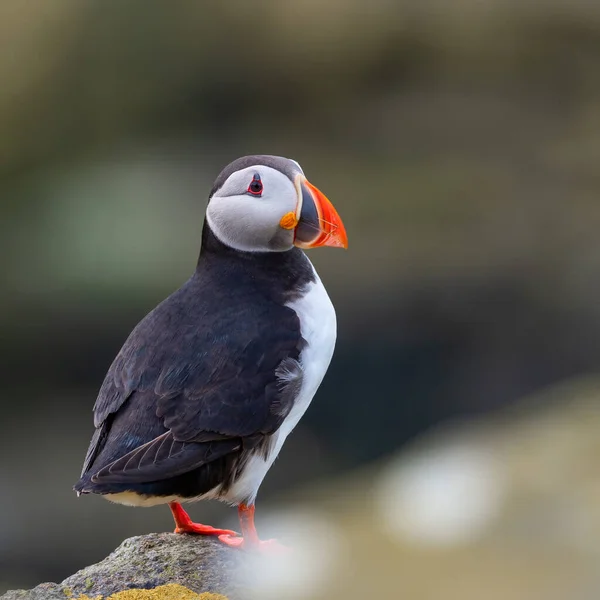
[80,274,304,486]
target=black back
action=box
[75,222,315,499]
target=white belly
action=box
[224,264,337,504]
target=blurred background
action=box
[1,0,600,598]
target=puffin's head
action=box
[206,155,348,253]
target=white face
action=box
[206,165,300,252]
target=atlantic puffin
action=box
[74,155,347,551]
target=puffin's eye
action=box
[247,174,263,196]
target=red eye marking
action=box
[247,173,263,196]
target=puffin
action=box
[74,155,347,551]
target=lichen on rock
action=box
[74,583,228,599]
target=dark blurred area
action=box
[2,1,600,598]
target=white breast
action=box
[224,262,337,504]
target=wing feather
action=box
[79,273,305,486]
[92,431,240,483]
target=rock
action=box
[0,534,246,600]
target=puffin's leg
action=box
[218,503,289,552]
[169,502,238,536]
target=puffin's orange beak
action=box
[291,176,348,249]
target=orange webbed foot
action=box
[169,501,238,537]
[175,523,238,536]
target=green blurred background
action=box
[2,1,600,598]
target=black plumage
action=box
[75,223,315,502]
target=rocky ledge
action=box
[0,533,248,600]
